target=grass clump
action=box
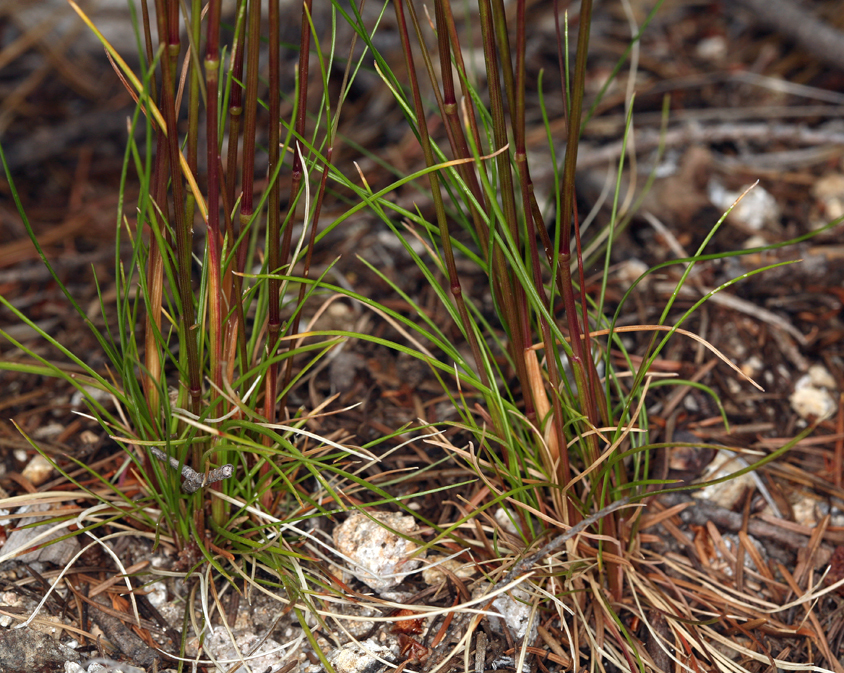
[0,0,841,671]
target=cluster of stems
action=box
[129,0,622,589]
[136,0,329,529]
[393,0,623,596]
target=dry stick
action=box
[576,122,844,171]
[737,0,844,71]
[497,497,632,589]
[656,493,812,549]
[148,447,233,494]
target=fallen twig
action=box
[148,447,233,494]
[655,492,816,549]
[498,497,633,588]
[737,0,844,72]
[576,121,844,171]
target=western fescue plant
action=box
[0,0,839,670]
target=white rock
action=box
[790,490,826,527]
[65,665,123,673]
[808,364,837,390]
[144,581,168,609]
[421,555,475,585]
[812,173,844,221]
[790,371,836,419]
[201,625,290,673]
[22,454,53,486]
[692,451,756,510]
[740,355,764,379]
[79,430,99,445]
[494,507,522,536]
[617,258,649,288]
[86,665,110,673]
[489,655,531,673]
[71,385,112,409]
[327,637,395,673]
[489,586,537,642]
[333,512,425,592]
[708,180,780,231]
[742,234,769,249]
[696,35,727,61]
[32,423,64,440]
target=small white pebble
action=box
[696,35,727,61]
[708,180,780,231]
[32,422,64,439]
[333,512,425,592]
[742,234,769,249]
[86,665,110,673]
[328,638,395,673]
[144,581,168,609]
[79,430,99,445]
[790,386,835,419]
[491,586,537,641]
[808,364,837,390]
[494,507,522,536]
[22,454,53,486]
[421,555,475,585]
[70,385,112,409]
[694,451,756,510]
[740,355,764,379]
[790,491,825,527]
[791,367,838,419]
[812,173,844,220]
[617,258,649,288]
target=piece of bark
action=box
[88,594,160,669]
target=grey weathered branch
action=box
[737,0,844,72]
[148,447,233,494]
[498,497,633,588]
